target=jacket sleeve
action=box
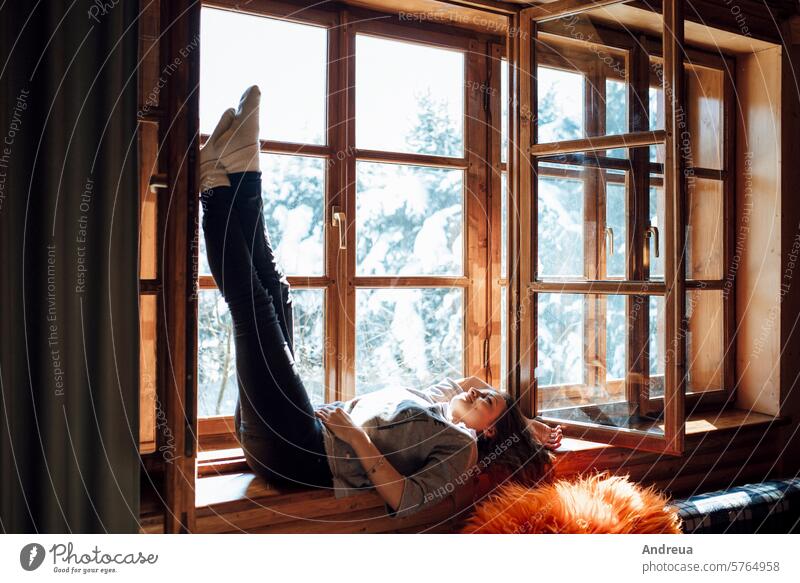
[386,434,477,519]
[418,377,464,404]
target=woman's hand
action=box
[530,418,563,450]
[315,405,367,446]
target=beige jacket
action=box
[319,378,478,518]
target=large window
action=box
[196,5,499,445]
[516,11,734,453]
[353,34,468,394]
[198,8,330,423]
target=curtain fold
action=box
[0,1,140,532]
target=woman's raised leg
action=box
[201,182,330,487]
[201,144,330,486]
[214,85,295,354]
[202,91,331,487]
[228,170,295,354]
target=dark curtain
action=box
[0,1,140,532]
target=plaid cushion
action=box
[668,478,800,534]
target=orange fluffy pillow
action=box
[462,471,682,534]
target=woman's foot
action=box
[199,107,235,190]
[216,85,261,173]
[530,418,563,450]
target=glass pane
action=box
[648,175,665,279]
[535,39,627,142]
[649,84,666,164]
[537,293,584,388]
[500,285,507,392]
[649,84,664,131]
[200,8,327,144]
[198,289,238,418]
[537,292,663,435]
[606,178,626,278]
[262,154,325,276]
[537,153,635,280]
[501,171,508,278]
[356,288,463,394]
[605,78,628,159]
[687,66,723,170]
[356,161,463,276]
[356,35,464,157]
[605,78,627,136]
[606,295,626,380]
[650,65,724,169]
[292,289,325,406]
[197,288,326,417]
[537,66,584,143]
[537,163,584,278]
[501,59,508,164]
[686,178,723,279]
[648,296,666,398]
[198,201,210,276]
[686,289,724,392]
[198,153,325,277]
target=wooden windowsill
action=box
[182,408,788,533]
[198,407,784,470]
[193,466,473,534]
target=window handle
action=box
[331,207,346,250]
[605,227,615,256]
[645,225,660,258]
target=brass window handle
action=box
[645,225,660,258]
[331,207,346,250]
[605,226,615,256]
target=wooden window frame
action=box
[509,0,733,455]
[517,32,735,422]
[196,0,503,451]
[642,52,736,416]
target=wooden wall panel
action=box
[686,289,724,392]
[734,47,781,417]
[687,65,724,171]
[686,177,723,279]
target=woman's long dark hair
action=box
[475,393,556,487]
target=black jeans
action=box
[201,171,333,489]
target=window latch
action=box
[331,206,347,250]
[605,226,615,256]
[645,225,660,258]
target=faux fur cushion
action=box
[462,472,682,534]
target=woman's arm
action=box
[348,431,405,510]
[453,375,494,392]
[315,406,405,511]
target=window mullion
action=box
[464,39,489,380]
[584,64,605,391]
[324,20,340,404]
[628,41,654,413]
[336,12,357,401]
[488,42,504,389]
[661,0,687,455]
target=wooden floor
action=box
[138,408,790,533]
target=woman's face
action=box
[449,387,506,437]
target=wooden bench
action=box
[194,471,473,534]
